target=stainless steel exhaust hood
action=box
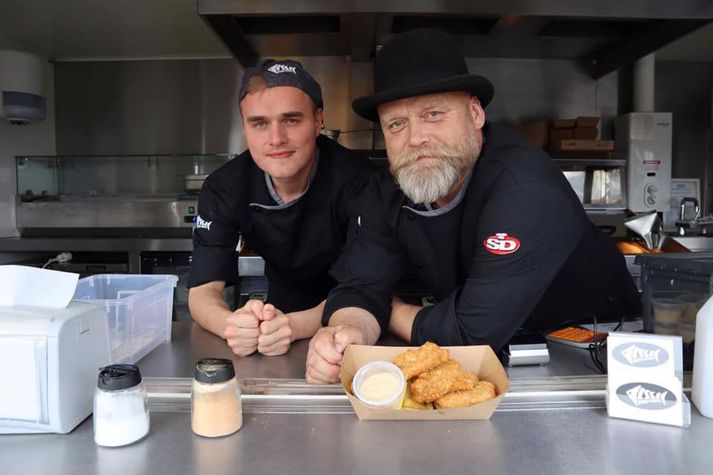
[198,0,713,79]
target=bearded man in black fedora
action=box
[305,29,640,384]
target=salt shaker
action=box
[191,358,242,437]
[93,364,150,447]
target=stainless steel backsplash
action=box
[54,56,617,156]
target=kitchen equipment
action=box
[675,197,701,235]
[673,204,713,238]
[635,251,713,371]
[615,113,673,215]
[0,50,46,125]
[555,157,627,211]
[184,173,208,193]
[625,211,667,250]
[93,364,149,447]
[0,301,111,434]
[15,154,232,237]
[504,330,550,366]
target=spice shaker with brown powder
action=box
[191,358,242,437]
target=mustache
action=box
[389,143,467,175]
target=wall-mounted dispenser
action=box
[0,50,46,125]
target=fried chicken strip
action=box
[409,360,476,403]
[393,341,449,380]
[434,380,497,409]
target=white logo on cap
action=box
[266,63,297,75]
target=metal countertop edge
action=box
[144,375,688,414]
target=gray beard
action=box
[394,159,461,205]
[390,135,480,205]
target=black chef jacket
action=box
[187,135,374,313]
[324,123,641,351]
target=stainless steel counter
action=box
[1,322,711,475]
[139,322,605,380]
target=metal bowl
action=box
[184,174,209,192]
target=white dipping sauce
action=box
[358,371,400,401]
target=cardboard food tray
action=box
[341,344,510,421]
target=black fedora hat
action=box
[352,29,494,122]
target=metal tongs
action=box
[625,211,667,250]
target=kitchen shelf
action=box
[554,158,627,167]
[16,153,235,198]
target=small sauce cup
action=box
[352,361,406,409]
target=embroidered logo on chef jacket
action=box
[266,63,297,75]
[483,233,521,255]
[616,383,677,410]
[196,215,212,231]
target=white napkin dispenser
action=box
[0,301,111,434]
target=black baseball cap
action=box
[239,59,323,109]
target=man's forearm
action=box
[388,300,421,342]
[287,300,326,341]
[188,286,233,338]
[328,307,381,345]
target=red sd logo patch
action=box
[483,233,521,255]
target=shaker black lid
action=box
[97,364,142,390]
[194,358,235,384]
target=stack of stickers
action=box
[607,332,691,427]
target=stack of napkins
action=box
[0,265,78,307]
[607,332,690,427]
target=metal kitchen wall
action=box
[465,57,618,132]
[49,56,713,199]
[53,56,618,156]
[53,59,246,194]
[0,61,56,237]
[656,61,713,213]
[54,59,245,155]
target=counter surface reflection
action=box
[1,322,710,475]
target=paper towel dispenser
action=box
[0,301,111,434]
[0,50,47,125]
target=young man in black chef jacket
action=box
[306,29,641,383]
[188,59,373,357]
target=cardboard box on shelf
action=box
[504,121,548,148]
[549,139,614,152]
[549,128,575,143]
[576,116,600,128]
[574,127,598,139]
[551,118,577,129]
[341,344,509,421]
